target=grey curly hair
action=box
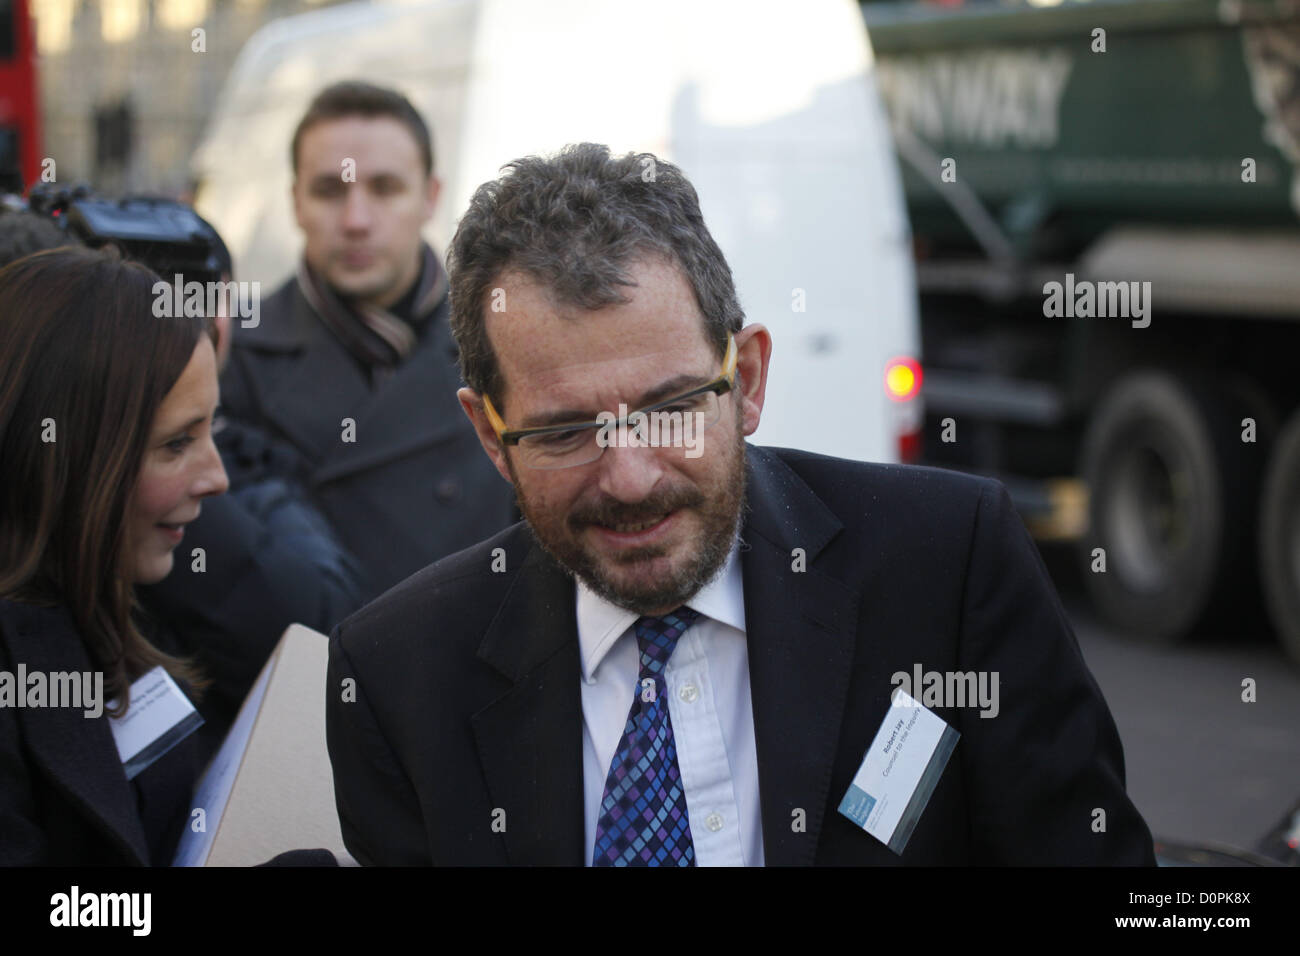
[446,143,744,408]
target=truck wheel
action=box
[1259,410,1300,666]
[1078,371,1259,640]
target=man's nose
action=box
[594,442,665,503]
[341,185,372,231]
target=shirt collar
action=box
[576,535,746,683]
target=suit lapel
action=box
[237,284,359,461]
[464,446,863,867]
[241,283,468,480]
[470,539,586,865]
[740,447,862,866]
[6,602,150,865]
[315,302,468,483]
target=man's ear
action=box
[424,175,441,223]
[732,323,772,437]
[291,177,305,231]
[458,387,514,486]
[213,313,233,374]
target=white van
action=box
[192,0,921,464]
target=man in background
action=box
[220,81,516,602]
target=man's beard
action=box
[508,424,748,616]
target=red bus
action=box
[0,0,40,194]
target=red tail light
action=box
[884,357,922,402]
[898,429,922,464]
[885,357,923,463]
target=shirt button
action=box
[705,813,724,832]
[679,683,699,703]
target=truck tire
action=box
[1078,371,1260,641]
[1259,410,1300,667]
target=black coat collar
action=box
[230,272,467,482]
[1,600,151,865]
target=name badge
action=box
[108,667,203,781]
[837,688,959,855]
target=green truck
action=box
[862,0,1300,662]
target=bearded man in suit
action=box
[325,142,1157,867]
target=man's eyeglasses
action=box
[482,333,738,470]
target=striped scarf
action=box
[296,244,448,378]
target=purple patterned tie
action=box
[592,606,701,866]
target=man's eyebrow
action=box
[517,373,709,429]
[307,170,404,187]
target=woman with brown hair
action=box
[0,244,229,865]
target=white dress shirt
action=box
[578,542,765,866]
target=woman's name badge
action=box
[107,666,203,780]
[837,688,959,855]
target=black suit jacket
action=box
[220,272,517,603]
[0,600,204,865]
[326,445,1156,865]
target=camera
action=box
[7,182,229,285]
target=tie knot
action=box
[633,606,700,677]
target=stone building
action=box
[31,0,351,196]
